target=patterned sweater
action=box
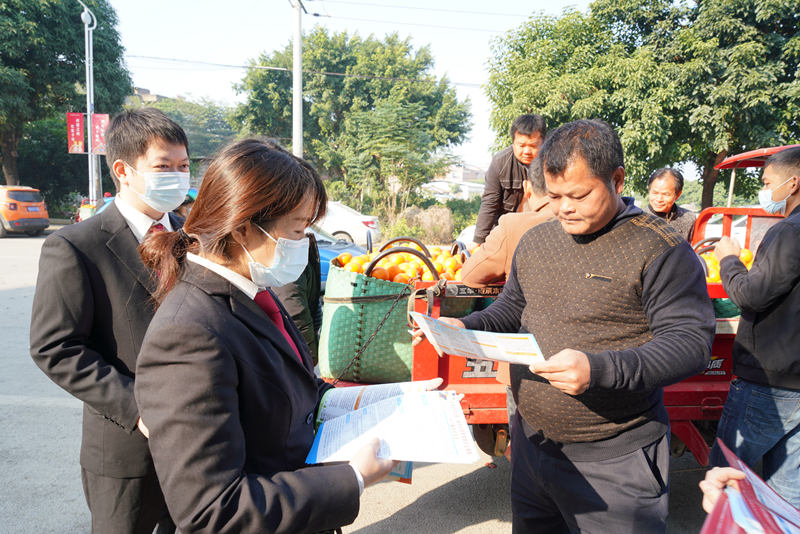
[462,199,714,461]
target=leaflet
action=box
[306,390,478,465]
[701,440,800,534]
[410,311,545,365]
[316,381,436,425]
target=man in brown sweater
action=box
[441,120,714,532]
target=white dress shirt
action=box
[114,196,173,243]
[185,253,261,298]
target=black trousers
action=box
[81,468,175,534]
[510,412,669,534]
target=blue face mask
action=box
[125,163,191,213]
[241,225,309,288]
[758,177,793,215]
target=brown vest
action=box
[512,214,684,443]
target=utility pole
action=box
[291,0,306,158]
[78,0,101,206]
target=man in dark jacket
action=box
[710,146,800,508]
[439,120,714,532]
[643,167,696,240]
[473,114,546,245]
[272,233,322,362]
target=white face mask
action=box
[241,224,309,288]
[757,177,793,215]
[125,163,191,213]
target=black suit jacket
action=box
[134,261,360,534]
[29,202,182,477]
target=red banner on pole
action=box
[92,113,110,155]
[67,112,84,154]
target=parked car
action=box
[456,224,476,245]
[308,225,366,292]
[317,201,381,245]
[0,185,49,237]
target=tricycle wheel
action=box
[472,423,510,457]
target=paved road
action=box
[0,232,709,533]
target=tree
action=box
[234,27,471,186]
[143,97,238,159]
[0,0,131,185]
[486,1,800,208]
[334,97,453,222]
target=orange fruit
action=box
[454,269,462,281]
[385,265,401,280]
[337,252,352,266]
[421,271,435,282]
[345,261,363,274]
[393,272,412,284]
[443,257,459,271]
[441,271,454,281]
[370,267,390,280]
[429,247,442,257]
[739,248,754,264]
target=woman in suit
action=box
[134,139,395,533]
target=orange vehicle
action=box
[0,185,49,237]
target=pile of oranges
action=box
[336,243,479,284]
[700,248,754,283]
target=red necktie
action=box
[254,290,303,364]
[147,222,165,235]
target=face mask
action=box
[125,163,191,213]
[758,177,793,214]
[242,225,309,288]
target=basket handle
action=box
[363,246,441,279]
[378,236,432,257]
[450,241,471,258]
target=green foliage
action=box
[486,0,800,208]
[385,217,425,241]
[337,97,455,220]
[140,97,238,159]
[679,177,759,208]
[445,196,482,237]
[234,27,471,218]
[0,0,131,185]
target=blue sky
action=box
[111,0,591,169]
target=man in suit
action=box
[30,108,190,533]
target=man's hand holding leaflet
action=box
[410,311,544,365]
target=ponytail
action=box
[138,228,197,306]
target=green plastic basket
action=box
[318,263,414,383]
[713,298,741,319]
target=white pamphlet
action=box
[306,390,478,465]
[410,311,545,365]
[316,381,436,425]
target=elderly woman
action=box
[645,167,696,240]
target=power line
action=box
[311,13,504,33]
[126,55,482,87]
[307,0,527,18]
